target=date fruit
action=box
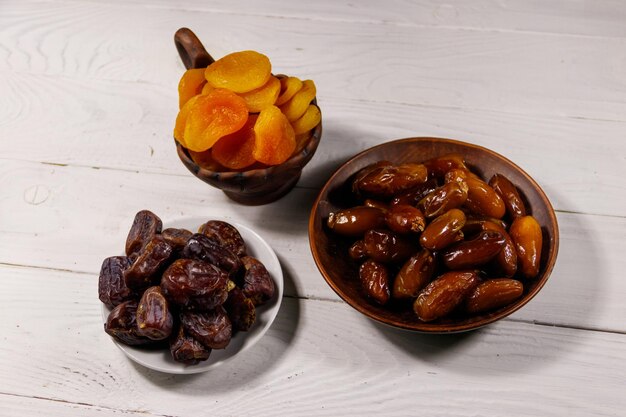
[241,256,275,305]
[419,208,466,251]
[418,181,469,218]
[161,228,193,254]
[442,230,506,270]
[363,229,417,263]
[489,174,526,219]
[446,169,506,219]
[183,233,241,276]
[104,301,153,346]
[199,220,247,257]
[181,307,232,349]
[327,206,386,237]
[389,178,438,207]
[349,240,367,261]
[413,270,480,322]
[385,204,426,234]
[509,216,543,279]
[359,260,390,305]
[392,250,435,299]
[161,259,229,310]
[465,278,523,314]
[98,256,134,309]
[169,325,211,365]
[353,162,428,198]
[125,210,163,257]
[423,153,467,178]
[224,287,256,331]
[136,286,173,340]
[123,236,173,290]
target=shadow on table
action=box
[369,187,605,376]
[131,256,301,390]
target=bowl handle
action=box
[174,28,215,70]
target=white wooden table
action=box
[1,1,625,415]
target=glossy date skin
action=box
[241,256,275,306]
[465,278,524,314]
[169,324,211,364]
[419,208,466,251]
[489,174,527,219]
[385,204,426,234]
[327,207,386,237]
[392,250,435,299]
[104,301,153,346]
[445,169,506,219]
[359,260,390,305]
[125,210,162,258]
[199,220,247,257]
[136,286,173,340]
[224,287,256,332]
[423,153,467,178]
[352,162,429,199]
[363,229,417,263]
[183,233,241,276]
[161,228,192,255]
[442,230,506,270]
[413,270,481,322]
[348,240,367,261]
[98,256,134,309]
[509,216,543,279]
[389,178,438,207]
[123,235,173,291]
[181,306,232,349]
[161,259,229,311]
[466,220,518,277]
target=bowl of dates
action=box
[309,137,559,333]
[99,211,283,373]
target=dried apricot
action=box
[188,149,223,171]
[178,68,206,109]
[238,76,281,113]
[275,76,303,106]
[291,104,321,135]
[183,89,249,152]
[212,115,258,170]
[205,50,271,93]
[201,82,215,95]
[174,94,204,147]
[279,80,316,121]
[253,105,296,165]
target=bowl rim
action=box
[308,136,560,333]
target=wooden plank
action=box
[1,72,625,217]
[1,264,625,417]
[1,2,626,121]
[0,160,624,332]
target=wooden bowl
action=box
[173,28,323,205]
[309,137,559,333]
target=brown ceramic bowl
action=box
[309,137,559,333]
[173,28,322,205]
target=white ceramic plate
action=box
[101,216,283,374]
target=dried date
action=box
[123,236,173,291]
[98,256,134,309]
[392,250,435,299]
[104,301,153,346]
[183,233,241,276]
[224,287,256,332]
[442,230,506,270]
[125,210,162,258]
[327,206,386,236]
[413,270,480,322]
[161,259,229,311]
[241,256,275,306]
[464,278,524,314]
[199,220,247,257]
[136,286,173,340]
[363,229,417,263]
[489,174,526,219]
[181,306,232,349]
[359,260,390,305]
[161,228,193,254]
[509,216,543,279]
[419,208,466,251]
[352,162,428,198]
[169,324,211,364]
[385,204,426,234]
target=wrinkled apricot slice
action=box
[212,115,258,170]
[205,51,271,93]
[275,76,303,106]
[183,89,248,152]
[178,68,207,109]
[253,105,296,165]
[279,79,316,121]
[174,94,205,147]
[291,104,321,135]
[238,76,280,113]
[188,149,223,171]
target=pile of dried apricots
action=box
[174,50,320,170]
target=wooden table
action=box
[1,1,625,415]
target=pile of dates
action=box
[327,154,543,322]
[99,211,274,364]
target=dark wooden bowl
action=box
[173,28,323,205]
[309,137,559,333]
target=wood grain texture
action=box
[0,160,624,332]
[1,263,625,417]
[1,72,625,217]
[1,2,626,122]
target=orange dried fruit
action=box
[279,79,316,121]
[201,82,215,95]
[205,50,271,93]
[238,76,281,113]
[188,149,224,171]
[291,104,321,135]
[178,68,207,109]
[174,94,204,147]
[275,76,303,106]
[183,89,249,152]
[212,115,258,170]
[253,105,296,165]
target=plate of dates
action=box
[99,213,283,374]
[309,137,559,333]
